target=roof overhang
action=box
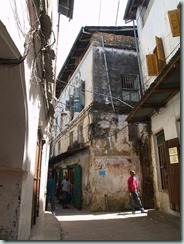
[49,146,88,165]
[56,26,137,98]
[123,0,150,22]
[126,49,180,123]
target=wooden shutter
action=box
[155,36,166,62]
[168,9,180,37]
[146,54,159,76]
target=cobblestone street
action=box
[55,204,181,241]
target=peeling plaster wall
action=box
[92,36,139,111]
[88,112,142,211]
[53,33,144,211]
[0,170,21,240]
[90,156,134,211]
[54,110,144,211]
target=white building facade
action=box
[0,0,74,240]
[124,0,180,217]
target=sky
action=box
[56,0,130,75]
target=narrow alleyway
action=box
[55,203,181,241]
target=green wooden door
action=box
[74,164,82,210]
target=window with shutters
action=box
[66,80,85,114]
[146,36,166,76]
[168,4,180,37]
[65,95,74,119]
[121,74,140,102]
[74,87,80,112]
[74,80,85,112]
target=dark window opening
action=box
[121,74,140,102]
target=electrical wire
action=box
[52,110,130,146]
[56,78,134,109]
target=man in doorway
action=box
[61,174,71,209]
[127,170,146,214]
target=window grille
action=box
[121,74,140,102]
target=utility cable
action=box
[56,78,134,109]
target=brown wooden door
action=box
[31,131,44,226]
[166,138,180,211]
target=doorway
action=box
[58,164,82,210]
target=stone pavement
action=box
[29,211,61,240]
[29,202,181,241]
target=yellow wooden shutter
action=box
[168,9,180,37]
[155,36,166,62]
[146,54,159,76]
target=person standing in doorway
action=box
[127,170,146,214]
[46,171,56,215]
[61,174,71,209]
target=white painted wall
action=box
[151,93,180,216]
[54,43,94,141]
[134,0,180,215]
[136,0,180,89]
[0,0,29,56]
[151,93,180,140]
[0,0,58,239]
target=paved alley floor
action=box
[55,203,181,241]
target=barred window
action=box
[121,74,140,102]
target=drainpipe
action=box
[92,34,115,111]
[82,29,133,110]
[82,30,115,111]
[100,35,115,111]
[133,20,144,97]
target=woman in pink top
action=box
[127,170,146,214]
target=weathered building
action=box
[50,26,154,211]
[0,0,74,240]
[124,0,180,217]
